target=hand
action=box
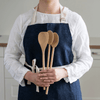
[38,68,68,83]
[54,68,68,82]
[24,71,50,87]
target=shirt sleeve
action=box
[4,14,30,86]
[62,15,93,83]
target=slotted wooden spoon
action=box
[38,32,49,90]
[46,32,59,95]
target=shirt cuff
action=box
[63,76,69,83]
[63,65,78,84]
[15,67,30,86]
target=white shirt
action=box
[4,4,93,86]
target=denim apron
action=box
[18,4,82,100]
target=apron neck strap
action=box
[30,4,67,25]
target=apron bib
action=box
[18,4,82,100]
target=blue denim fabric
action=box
[18,23,82,100]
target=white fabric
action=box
[25,59,40,92]
[4,3,93,87]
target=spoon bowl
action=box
[38,32,49,52]
[51,32,59,48]
[47,30,54,45]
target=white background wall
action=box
[0,0,100,37]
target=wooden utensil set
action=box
[38,30,59,95]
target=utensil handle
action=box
[42,51,45,70]
[50,47,55,69]
[42,51,46,90]
[27,81,31,85]
[46,47,55,95]
[46,86,49,95]
[47,45,51,69]
[45,45,51,94]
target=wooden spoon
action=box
[38,32,49,90]
[46,32,59,95]
[46,30,54,69]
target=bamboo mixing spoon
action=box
[46,32,59,95]
[46,30,54,70]
[38,32,49,90]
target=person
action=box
[4,0,93,100]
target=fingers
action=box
[38,73,56,82]
[40,69,55,73]
[43,80,54,84]
[37,76,55,86]
[39,76,56,84]
[38,73,47,77]
[39,69,56,77]
[34,69,56,87]
[38,73,55,77]
[35,78,50,87]
[40,76,55,80]
[38,69,56,83]
[31,73,54,87]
